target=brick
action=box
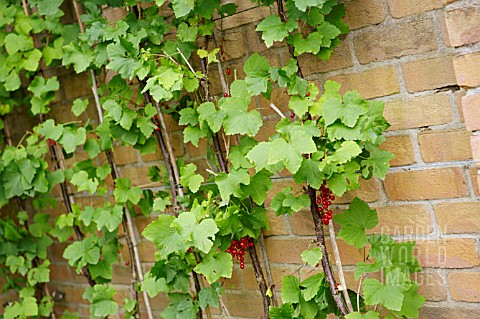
[137,241,156,263]
[221,29,246,60]
[414,271,447,301]
[448,272,480,302]
[245,23,267,53]
[335,178,381,204]
[329,67,400,99]
[414,238,480,268]
[113,145,139,165]
[217,6,270,30]
[402,56,457,93]
[388,0,456,18]
[418,129,472,162]
[434,202,480,234]
[121,165,160,187]
[455,89,467,122]
[420,306,480,319]
[263,210,289,236]
[258,87,290,116]
[62,72,92,100]
[462,94,480,131]
[384,167,468,200]
[266,179,303,207]
[472,135,480,160]
[353,18,436,64]
[50,263,73,282]
[384,94,453,130]
[379,135,416,166]
[445,5,480,47]
[143,132,184,162]
[372,204,433,235]
[112,263,133,285]
[221,291,263,318]
[297,39,353,75]
[454,52,480,87]
[344,0,386,30]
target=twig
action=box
[258,234,278,307]
[328,222,354,312]
[269,103,286,119]
[357,274,366,313]
[176,48,196,76]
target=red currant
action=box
[69,236,74,241]
[290,112,295,118]
[306,92,310,97]
[224,93,229,97]
[240,262,245,269]
[125,261,130,266]
[226,68,231,75]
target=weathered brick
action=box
[448,272,480,302]
[445,5,480,47]
[372,204,433,235]
[388,0,456,18]
[245,23,267,53]
[263,210,289,236]
[434,202,480,234]
[298,39,353,75]
[455,89,467,122]
[137,241,156,263]
[50,263,73,282]
[402,56,457,93]
[335,178,382,203]
[344,0,386,30]
[454,52,480,87]
[419,306,480,319]
[414,238,480,268]
[418,129,473,162]
[384,167,468,200]
[462,94,480,131]
[329,67,400,99]
[217,6,270,30]
[113,145,139,166]
[62,72,92,100]
[384,94,452,130]
[414,271,448,301]
[221,28,247,60]
[353,18,436,64]
[121,165,160,187]
[472,135,480,160]
[142,132,184,162]
[379,135,416,166]
[258,87,290,117]
[221,291,263,318]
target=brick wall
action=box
[2,0,480,318]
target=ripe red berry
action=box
[290,113,295,118]
[306,92,310,97]
[117,250,121,254]
[226,68,231,75]
[335,283,340,288]
[125,261,129,266]
[239,262,245,269]
[224,93,229,97]
[69,236,74,241]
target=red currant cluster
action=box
[226,236,254,269]
[47,139,57,146]
[153,115,161,131]
[317,182,335,225]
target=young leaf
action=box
[256,15,297,47]
[180,163,204,193]
[334,198,378,248]
[71,98,89,117]
[281,276,301,304]
[70,171,98,194]
[194,251,232,284]
[215,168,250,202]
[301,247,323,267]
[362,278,404,311]
[114,178,142,204]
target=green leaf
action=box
[197,102,226,133]
[142,215,186,258]
[301,247,323,267]
[362,149,394,179]
[244,53,271,95]
[198,287,219,310]
[288,32,323,55]
[179,108,199,126]
[281,276,301,304]
[215,168,250,202]
[180,163,204,193]
[171,0,195,17]
[153,197,171,212]
[241,169,273,205]
[136,117,156,138]
[71,98,89,117]
[63,237,100,271]
[301,273,325,301]
[70,171,98,194]
[183,125,208,147]
[363,278,404,311]
[396,284,425,318]
[83,284,118,317]
[345,311,380,319]
[288,95,314,117]
[270,187,310,216]
[177,22,198,42]
[194,251,232,284]
[59,126,86,153]
[334,198,378,248]
[30,0,63,15]
[62,43,93,73]
[114,178,142,204]
[294,156,325,189]
[293,0,327,11]
[269,304,294,319]
[256,15,297,47]
[95,204,123,232]
[172,212,219,253]
[37,119,63,140]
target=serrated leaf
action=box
[215,168,250,202]
[180,163,204,193]
[172,212,219,253]
[301,247,323,267]
[114,178,142,204]
[363,278,404,311]
[142,215,186,257]
[194,251,232,284]
[70,171,98,194]
[72,98,89,117]
[334,198,378,248]
[198,287,219,310]
[281,276,301,304]
[197,102,225,133]
[256,15,297,47]
[345,311,380,319]
[300,273,324,301]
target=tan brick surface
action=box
[462,94,480,131]
[354,18,436,64]
[402,56,457,93]
[329,67,400,99]
[445,5,480,47]
[379,135,416,166]
[419,306,480,319]
[434,202,480,234]
[418,129,473,162]
[384,94,453,130]
[448,272,480,302]
[388,0,456,18]
[472,135,480,160]
[454,52,480,87]
[415,271,448,301]
[384,167,468,200]
[344,0,386,30]
[298,40,353,75]
[372,204,433,235]
[414,238,480,268]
